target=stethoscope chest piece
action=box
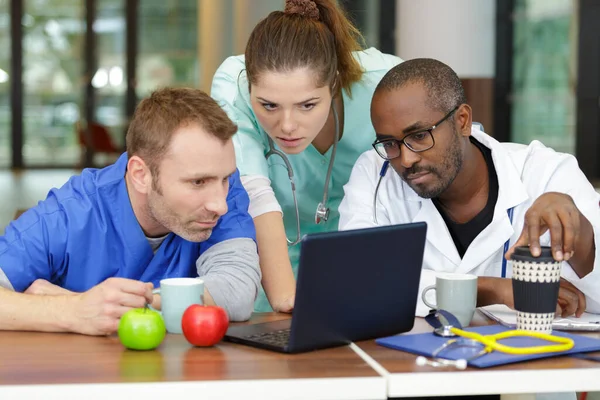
[434,325,457,338]
[315,202,330,224]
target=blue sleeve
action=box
[0,201,68,292]
[200,169,257,253]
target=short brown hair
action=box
[126,87,237,175]
[245,0,365,97]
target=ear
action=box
[127,155,153,194]
[456,104,473,137]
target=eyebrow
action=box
[185,170,236,181]
[375,133,396,140]
[401,121,429,134]
[256,96,321,106]
[375,120,432,141]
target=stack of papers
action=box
[479,304,600,331]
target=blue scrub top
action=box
[0,153,256,292]
[211,47,403,311]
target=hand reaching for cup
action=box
[505,192,582,262]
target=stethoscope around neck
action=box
[265,100,341,246]
[372,154,517,274]
[237,68,341,246]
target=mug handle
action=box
[147,288,161,313]
[421,285,437,309]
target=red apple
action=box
[181,304,229,347]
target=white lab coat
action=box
[339,127,600,317]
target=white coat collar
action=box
[398,126,530,270]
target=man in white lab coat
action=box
[338,58,600,318]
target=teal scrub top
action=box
[211,47,402,311]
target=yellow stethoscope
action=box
[417,310,574,369]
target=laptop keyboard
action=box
[244,328,291,347]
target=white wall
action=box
[395,0,496,78]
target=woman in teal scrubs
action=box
[211,0,402,312]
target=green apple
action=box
[118,308,166,351]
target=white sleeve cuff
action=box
[240,174,283,218]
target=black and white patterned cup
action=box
[511,246,561,334]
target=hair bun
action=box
[284,0,320,20]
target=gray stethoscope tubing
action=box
[266,138,302,246]
[266,100,340,246]
[415,338,487,370]
[315,101,340,224]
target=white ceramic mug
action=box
[422,273,478,327]
[150,277,204,334]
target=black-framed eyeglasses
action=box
[372,106,459,161]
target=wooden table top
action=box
[0,313,381,384]
[3,310,600,399]
[0,313,386,400]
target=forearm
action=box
[196,238,261,321]
[254,212,296,308]
[477,277,507,307]
[569,212,595,278]
[0,287,75,332]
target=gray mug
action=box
[150,277,204,334]
[422,273,478,327]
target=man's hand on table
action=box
[26,278,162,312]
[556,279,586,317]
[67,278,154,335]
[25,278,154,335]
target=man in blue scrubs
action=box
[0,88,260,335]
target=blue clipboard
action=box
[376,324,600,368]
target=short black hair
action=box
[375,58,467,114]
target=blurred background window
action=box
[0,0,598,178]
[511,0,578,155]
[0,0,9,167]
[137,0,198,97]
[95,0,126,155]
[22,0,84,166]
